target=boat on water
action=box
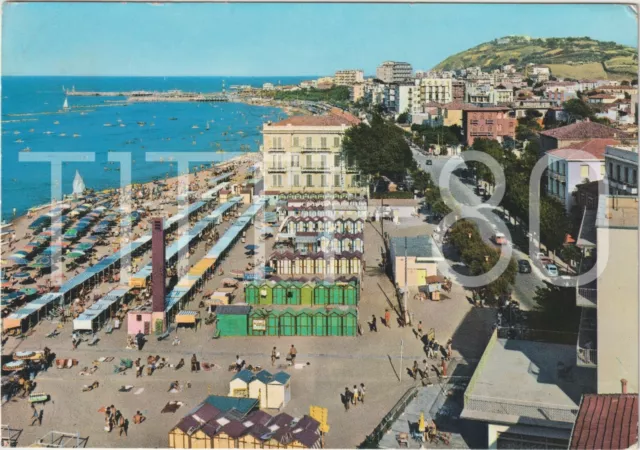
[73,134,80,138]
[29,129,35,133]
[192,125,199,129]
[20,147,31,153]
[59,133,67,137]
[43,131,53,135]
[104,123,113,127]
[192,140,197,145]
[137,122,146,126]
[150,123,155,127]
[72,170,85,196]
[206,121,210,130]
[169,117,178,121]
[13,131,20,135]
[54,121,60,125]
[80,112,87,116]
[14,139,23,143]
[119,124,126,127]
[117,119,122,123]
[63,98,69,110]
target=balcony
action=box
[549,171,567,183]
[576,308,597,368]
[301,147,333,153]
[266,165,288,173]
[267,147,285,153]
[576,284,597,308]
[301,165,332,172]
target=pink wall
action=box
[127,311,153,335]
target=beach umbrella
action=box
[75,243,94,251]
[34,256,52,266]
[86,235,101,241]
[245,245,259,251]
[418,412,425,433]
[42,247,60,256]
[19,287,38,296]
[66,251,85,259]
[12,272,31,279]
[2,360,26,372]
[64,229,78,237]
[2,292,23,301]
[230,269,244,278]
[9,258,29,266]
[10,251,28,257]
[262,266,276,274]
[14,351,36,360]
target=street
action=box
[411,148,545,310]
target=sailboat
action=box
[73,170,86,197]
[63,97,69,110]
[205,121,210,131]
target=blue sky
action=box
[2,3,637,76]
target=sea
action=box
[1,76,309,219]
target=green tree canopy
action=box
[342,114,416,178]
[563,98,595,121]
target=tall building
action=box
[604,145,638,195]
[349,83,365,103]
[575,195,638,394]
[413,78,453,105]
[334,69,364,86]
[262,110,365,195]
[452,80,466,102]
[462,106,516,145]
[375,61,413,83]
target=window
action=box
[320,175,327,187]
[293,175,300,187]
[321,155,327,168]
[293,137,299,147]
[272,175,278,187]
[600,164,605,177]
[470,120,479,125]
[334,137,340,147]
[334,154,341,167]
[334,174,341,186]
[320,137,327,148]
[306,174,313,187]
[609,162,614,178]
[306,155,312,167]
[617,164,621,181]
[277,175,283,187]
[486,120,494,125]
[634,169,637,185]
[580,165,589,179]
[305,137,312,148]
[291,155,299,167]
[272,137,281,149]
[136,315,142,322]
[625,167,630,183]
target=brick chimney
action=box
[621,378,628,394]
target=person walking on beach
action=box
[288,345,297,365]
[384,309,391,328]
[271,347,278,366]
[358,383,366,403]
[30,404,40,426]
[446,338,453,361]
[342,388,351,411]
[352,385,359,406]
[118,415,128,437]
[370,315,377,332]
[417,321,423,340]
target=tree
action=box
[540,196,571,252]
[543,111,560,129]
[342,114,416,179]
[530,283,580,332]
[563,98,595,121]
[621,80,630,86]
[396,112,409,124]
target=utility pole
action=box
[400,339,404,382]
[404,237,409,326]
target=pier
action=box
[65,89,230,103]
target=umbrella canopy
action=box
[2,292,23,302]
[86,235,101,241]
[262,266,276,274]
[12,272,31,279]
[66,251,85,259]
[64,229,78,237]
[33,256,53,266]
[2,360,26,371]
[10,251,28,257]
[245,245,260,251]
[75,243,94,251]
[11,258,30,266]
[19,287,38,296]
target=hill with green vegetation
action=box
[433,36,637,80]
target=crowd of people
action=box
[340,384,366,411]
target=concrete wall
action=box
[393,256,437,287]
[596,226,639,394]
[487,423,570,449]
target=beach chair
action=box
[46,329,60,338]
[120,358,133,369]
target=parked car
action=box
[544,264,559,277]
[518,260,532,274]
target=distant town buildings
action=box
[375,61,413,83]
[334,69,364,86]
[349,83,365,103]
[462,105,516,145]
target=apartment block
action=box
[462,106,516,145]
[375,61,413,84]
[605,145,638,195]
[334,70,364,86]
[262,110,365,196]
[413,78,452,105]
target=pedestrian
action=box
[342,388,351,411]
[441,357,448,379]
[427,342,435,359]
[271,347,278,366]
[417,321,423,340]
[412,360,419,380]
[172,335,180,346]
[358,383,366,403]
[118,415,127,437]
[370,315,377,332]
[384,309,391,328]
[30,404,39,426]
[133,411,146,424]
[352,385,358,405]
[135,359,142,378]
[191,354,199,372]
[446,338,453,360]
[288,345,297,365]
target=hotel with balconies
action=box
[261,110,366,196]
[605,144,638,196]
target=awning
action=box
[176,310,199,324]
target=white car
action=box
[545,264,559,277]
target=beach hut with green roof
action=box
[296,309,313,336]
[343,308,358,336]
[279,309,297,336]
[272,282,287,305]
[244,281,260,305]
[286,282,302,305]
[344,282,358,305]
[329,283,344,305]
[314,282,329,305]
[259,281,273,305]
[312,309,328,336]
[327,309,343,336]
[248,308,268,336]
[300,283,314,306]
[266,309,280,336]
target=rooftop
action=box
[268,111,360,128]
[390,235,444,260]
[546,138,621,161]
[596,195,639,229]
[462,333,595,428]
[540,121,631,140]
[569,394,639,449]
